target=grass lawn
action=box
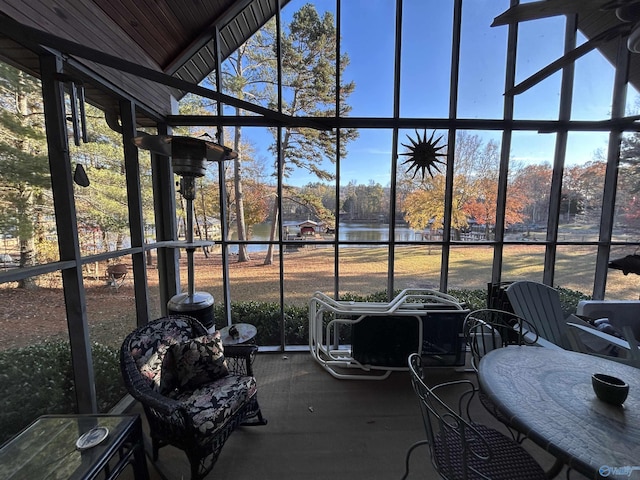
[192,244,639,306]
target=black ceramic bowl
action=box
[592,373,629,406]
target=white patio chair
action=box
[506,281,640,367]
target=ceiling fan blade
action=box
[505,24,628,96]
[492,0,595,27]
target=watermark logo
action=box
[599,465,640,478]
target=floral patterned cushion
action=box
[139,345,171,391]
[170,374,257,440]
[164,332,229,392]
[129,316,198,391]
[130,317,195,365]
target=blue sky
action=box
[231,0,638,187]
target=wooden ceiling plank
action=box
[0,7,174,118]
[176,68,198,84]
[5,0,161,71]
[199,45,216,68]
[35,2,174,115]
[137,0,188,39]
[169,0,224,28]
[219,32,231,53]
[0,15,328,128]
[0,0,296,123]
[164,0,253,75]
[95,0,184,65]
[0,38,40,72]
[190,53,209,79]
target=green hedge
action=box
[0,341,125,445]
[238,287,585,345]
[556,286,591,317]
[214,301,309,346]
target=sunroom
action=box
[1,0,639,479]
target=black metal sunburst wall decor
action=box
[399,129,447,180]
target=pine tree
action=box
[0,63,50,288]
[262,3,358,264]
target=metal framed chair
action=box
[463,308,542,371]
[402,353,546,480]
[462,309,543,444]
[308,289,467,379]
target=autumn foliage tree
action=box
[241,180,271,231]
[561,161,606,224]
[510,163,552,228]
[617,131,640,228]
[401,132,525,239]
[403,174,470,235]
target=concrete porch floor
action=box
[123,352,585,480]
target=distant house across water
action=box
[298,220,318,236]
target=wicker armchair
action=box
[401,353,546,480]
[120,315,267,480]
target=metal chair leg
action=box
[545,457,565,479]
[400,440,429,480]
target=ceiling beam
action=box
[504,23,630,96]
[491,0,601,26]
[167,114,640,132]
[0,13,328,130]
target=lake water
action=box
[229,222,423,254]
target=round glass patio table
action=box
[478,346,640,479]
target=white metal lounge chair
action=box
[308,289,468,379]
